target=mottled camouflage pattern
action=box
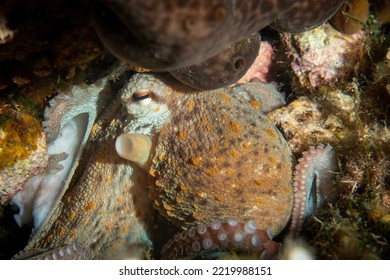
[142,74,293,235]
[91,0,344,71]
[21,86,154,259]
[170,33,261,90]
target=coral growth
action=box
[282,24,364,88]
[268,14,390,258]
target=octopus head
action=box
[116,73,293,235]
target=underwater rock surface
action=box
[281,24,364,88]
[0,113,48,204]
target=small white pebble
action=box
[284,245,314,260]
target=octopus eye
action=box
[132,89,153,105]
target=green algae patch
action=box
[0,111,43,169]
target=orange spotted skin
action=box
[19,73,292,259]
[22,94,154,259]
[143,75,293,235]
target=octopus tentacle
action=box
[161,218,281,260]
[289,144,338,235]
[12,78,114,229]
[13,242,89,260]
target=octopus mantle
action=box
[12,72,337,259]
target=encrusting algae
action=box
[0,112,43,169]
[0,109,48,203]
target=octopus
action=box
[88,0,346,89]
[11,72,338,259]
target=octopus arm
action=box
[161,218,280,260]
[13,242,89,260]
[12,79,114,229]
[289,144,338,235]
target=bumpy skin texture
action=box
[120,73,293,236]
[90,0,297,71]
[90,0,345,73]
[169,33,261,90]
[14,242,89,260]
[159,145,337,259]
[11,77,119,230]
[20,85,154,259]
[15,70,339,259]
